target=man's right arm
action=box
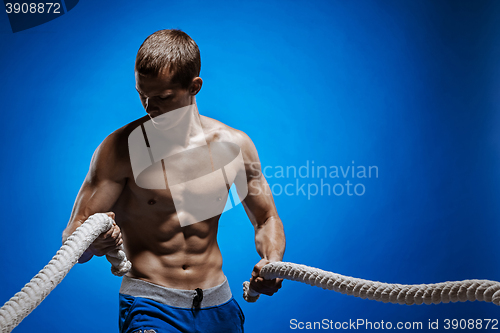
[62,132,128,263]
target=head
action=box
[135,29,202,118]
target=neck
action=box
[144,101,207,159]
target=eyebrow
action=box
[135,87,174,97]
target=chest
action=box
[127,141,247,227]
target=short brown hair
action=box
[135,29,201,89]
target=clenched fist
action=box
[78,212,123,263]
[249,258,283,296]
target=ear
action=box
[190,77,203,95]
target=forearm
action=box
[62,217,84,243]
[62,176,125,244]
[254,215,286,262]
[62,211,121,264]
[62,214,93,263]
[62,206,93,243]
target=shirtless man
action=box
[62,29,285,333]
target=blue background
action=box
[1,0,499,332]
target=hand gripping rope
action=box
[243,261,500,306]
[0,213,131,333]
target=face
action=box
[135,69,202,119]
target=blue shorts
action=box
[118,276,245,333]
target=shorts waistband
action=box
[119,276,232,309]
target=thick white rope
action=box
[0,213,131,333]
[243,261,500,306]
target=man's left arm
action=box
[236,131,286,296]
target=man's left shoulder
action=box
[201,115,254,149]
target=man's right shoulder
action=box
[98,116,149,151]
[91,116,149,171]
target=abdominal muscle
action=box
[113,195,227,290]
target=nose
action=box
[145,97,161,116]
[145,97,153,112]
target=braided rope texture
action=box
[243,262,500,306]
[0,213,131,333]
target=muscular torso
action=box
[110,114,242,290]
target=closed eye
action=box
[159,95,172,100]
